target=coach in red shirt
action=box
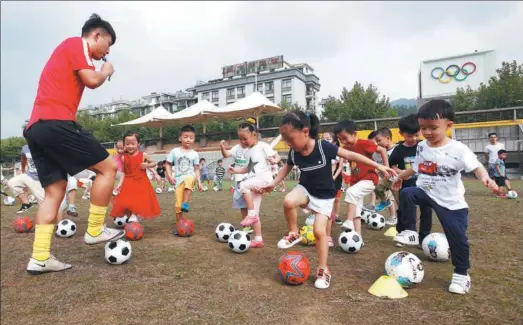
[24,14,125,275]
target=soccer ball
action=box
[385,251,425,288]
[176,218,194,237]
[367,213,386,230]
[155,188,162,194]
[421,233,450,262]
[278,251,311,285]
[112,190,119,196]
[300,225,315,246]
[114,215,129,228]
[3,196,15,206]
[215,222,235,242]
[305,215,315,226]
[124,222,144,241]
[213,186,219,192]
[507,190,518,199]
[55,219,76,238]
[104,239,132,265]
[202,185,209,192]
[28,194,38,204]
[228,230,251,253]
[360,209,373,224]
[338,229,363,253]
[168,187,175,193]
[14,216,33,233]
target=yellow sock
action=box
[32,224,55,261]
[87,203,107,236]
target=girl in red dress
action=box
[110,131,160,222]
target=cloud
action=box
[1,1,521,138]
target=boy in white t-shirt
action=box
[484,132,504,178]
[392,99,498,295]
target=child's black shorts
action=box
[24,120,109,188]
[494,176,506,187]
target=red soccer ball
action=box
[14,216,34,233]
[124,222,144,241]
[278,251,310,285]
[176,218,194,237]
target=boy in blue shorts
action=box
[392,100,498,295]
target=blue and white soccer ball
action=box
[385,251,425,288]
[421,233,450,262]
[507,190,518,199]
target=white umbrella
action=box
[205,92,283,128]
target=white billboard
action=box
[419,50,497,100]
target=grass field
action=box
[1,180,522,325]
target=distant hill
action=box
[391,98,416,107]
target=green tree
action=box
[395,105,418,117]
[452,60,523,111]
[321,82,396,122]
[0,136,26,163]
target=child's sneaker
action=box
[27,255,72,275]
[250,239,264,248]
[376,200,392,212]
[314,268,331,289]
[448,273,471,295]
[334,216,342,225]
[67,206,78,217]
[17,203,33,214]
[277,232,303,249]
[385,216,397,226]
[363,204,375,211]
[181,202,190,213]
[341,220,354,232]
[327,236,334,248]
[242,226,254,234]
[393,230,419,246]
[84,226,125,245]
[395,242,404,248]
[240,215,259,227]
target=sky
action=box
[1,1,522,138]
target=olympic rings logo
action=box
[430,62,476,83]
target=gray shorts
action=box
[232,182,247,209]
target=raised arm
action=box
[337,147,396,178]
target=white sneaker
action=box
[448,273,471,295]
[341,220,354,232]
[128,214,139,223]
[394,242,404,248]
[385,216,397,226]
[84,225,125,245]
[277,232,303,249]
[27,255,72,275]
[393,230,419,246]
[314,268,331,289]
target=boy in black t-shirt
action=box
[389,114,432,246]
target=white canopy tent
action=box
[204,92,283,128]
[153,100,217,133]
[112,105,173,128]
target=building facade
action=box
[187,56,321,112]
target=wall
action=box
[420,50,497,99]
[292,78,307,108]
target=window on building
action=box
[211,91,219,102]
[227,88,235,99]
[265,81,274,94]
[282,79,292,91]
[202,92,210,100]
[237,86,245,98]
[282,94,292,103]
[257,83,264,93]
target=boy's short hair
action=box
[334,120,357,135]
[488,132,497,138]
[376,127,392,138]
[417,99,455,122]
[217,159,223,163]
[368,131,378,140]
[180,125,195,134]
[398,114,420,134]
[498,149,507,155]
[81,13,116,45]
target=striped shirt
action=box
[215,166,226,179]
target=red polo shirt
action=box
[27,37,95,129]
[344,139,379,186]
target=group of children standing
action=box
[105,99,500,295]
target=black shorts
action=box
[494,176,506,187]
[24,120,109,188]
[335,177,343,190]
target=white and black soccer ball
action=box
[202,185,209,192]
[507,190,518,199]
[28,194,38,204]
[55,219,76,238]
[215,222,235,242]
[385,251,425,288]
[104,239,132,265]
[338,229,363,253]
[114,215,129,228]
[367,213,386,230]
[213,186,219,192]
[155,187,162,194]
[228,230,251,253]
[167,187,175,193]
[421,233,450,262]
[360,209,373,224]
